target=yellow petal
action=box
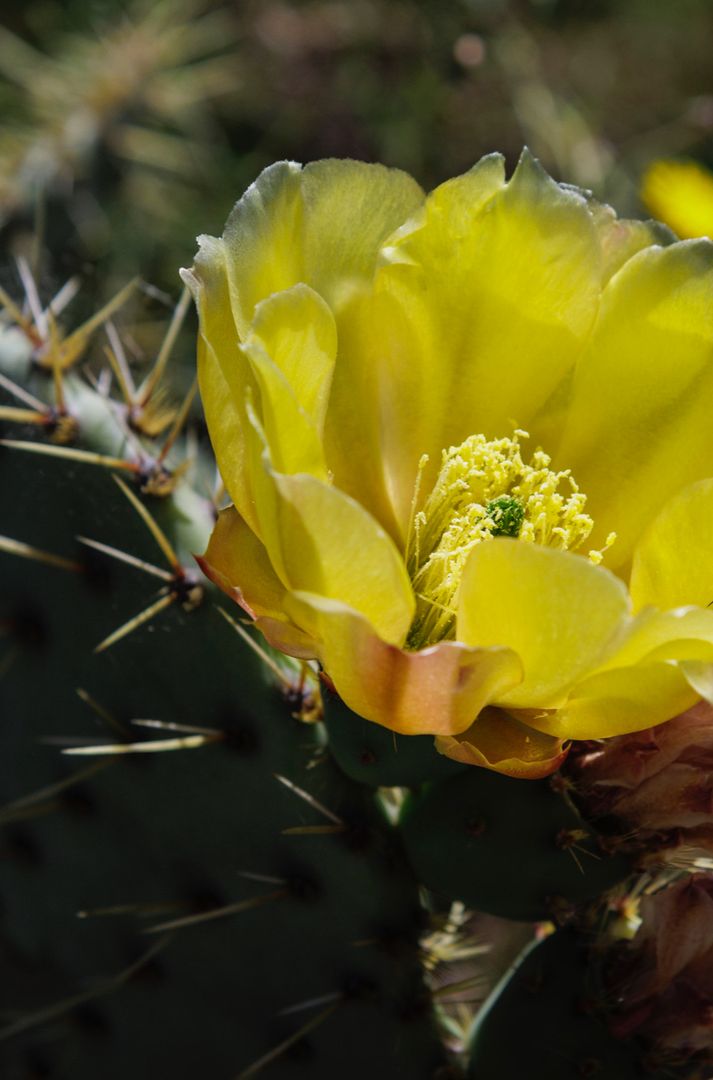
[457,539,630,708]
[218,161,304,337]
[371,149,602,530]
[630,479,713,611]
[197,505,286,619]
[682,661,713,704]
[587,196,675,283]
[321,286,405,543]
[255,468,415,645]
[241,285,336,478]
[436,707,567,779]
[533,661,702,741]
[216,159,423,335]
[254,615,318,660]
[248,284,337,435]
[529,606,713,740]
[281,592,523,735]
[556,238,713,568]
[594,606,713,669]
[642,159,713,240]
[182,241,262,535]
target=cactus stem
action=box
[93,589,177,653]
[145,889,286,934]
[236,1001,341,1080]
[0,533,82,573]
[0,648,17,681]
[273,773,344,826]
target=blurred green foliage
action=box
[2,0,713,293]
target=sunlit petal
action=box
[630,478,713,611]
[457,539,630,707]
[556,239,713,567]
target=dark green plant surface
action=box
[0,359,448,1078]
[399,768,632,921]
[0,293,693,1077]
[467,930,672,1080]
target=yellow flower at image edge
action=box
[642,158,713,241]
[182,150,713,779]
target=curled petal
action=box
[533,661,702,741]
[436,707,568,778]
[183,243,262,535]
[214,158,424,335]
[263,471,416,645]
[282,591,523,736]
[197,505,286,620]
[246,284,337,436]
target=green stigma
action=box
[486,495,525,537]
[405,430,612,650]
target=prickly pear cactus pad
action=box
[2,150,713,1080]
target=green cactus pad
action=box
[467,929,672,1079]
[399,767,632,921]
[323,692,466,787]
[0,360,449,1078]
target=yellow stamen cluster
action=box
[406,430,613,648]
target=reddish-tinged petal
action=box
[436,706,568,778]
[284,591,523,736]
[198,505,287,619]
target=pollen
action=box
[405,430,613,648]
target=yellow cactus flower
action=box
[182,150,713,779]
[642,158,713,240]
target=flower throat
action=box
[405,430,613,649]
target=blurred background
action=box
[1,0,713,340]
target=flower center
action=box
[405,430,613,649]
